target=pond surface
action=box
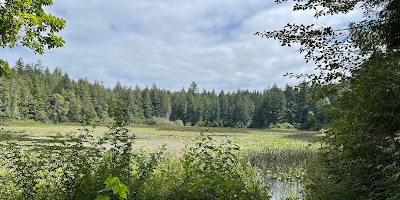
[269,181,303,200]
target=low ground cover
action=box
[0,121,319,199]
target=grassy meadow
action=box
[0,121,321,199]
[0,121,319,150]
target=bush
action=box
[129,117,145,125]
[0,101,136,200]
[268,123,295,129]
[148,116,176,126]
[174,119,184,126]
[184,121,192,126]
[194,121,204,127]
[138,134,270,199]
[292,123,302,129]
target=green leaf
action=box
[104,176,120,187]
[111,183,128,199]
[117,184,128,199]
[0,59,9,77]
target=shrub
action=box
[184,122,192,126]
[174,119,184,126]
[138,133,270,199]
[148,116,176,126]
[268,123,295,129]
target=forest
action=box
[0,59,327,130]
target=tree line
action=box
[0,59,327,129]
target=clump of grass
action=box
[246,147,317,172]
[244,146,317,185]
[243,146,317,199]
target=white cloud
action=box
[0,0,363,92]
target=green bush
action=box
[305,55,400,199]
[184,121,192,126]
[0,101,136,200]
[138,134,269,199]
[268,123,295,129]
[148,116,177,126]
[0,106,269,199]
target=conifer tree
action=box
[142,87,153,119]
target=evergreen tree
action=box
[188,81,199,95]
[1,60,326,130]
[159,91,172,119]
[131,85,144,123]
[284,85,297,124]
[10,89,21,119]
[65,91,82,123]
[91,81,107,121]
[233,92,255,128]
[260,85,286,127]
[142,87,153,119]
[219,91,234,127]
[31,75,48,121]
[150,83,162,117]
[209,89,221,126]
[170,89,188,123]
[77,79,97,122]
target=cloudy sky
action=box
[0,0,362,92]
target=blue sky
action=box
[0,0,362,92]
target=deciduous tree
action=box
[257,0,400,198]
[0,0,66,77]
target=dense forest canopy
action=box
[0,59,328,129]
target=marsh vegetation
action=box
[0,121,319,199]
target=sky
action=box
[0,0,363,92]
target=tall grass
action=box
[0,120,271,199]
[246,146,317,172]
[1,121,319,199]
[243,146,318,199]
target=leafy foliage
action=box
[256,0,400,87]
[137,125,270,199]
[257,0,400,199]
[0,105,270,199]
[0,0,65,77]
[305,53,400,199]
[96,176,128,200]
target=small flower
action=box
[167,150,171,154]
[175,153,178,158]
[246,161,251,167]
[179,155,183,159]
